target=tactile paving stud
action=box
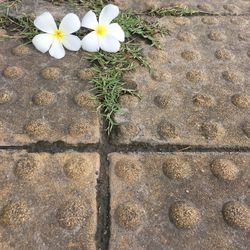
[114,202,146,230]
[0,151,99,249]
[32,90,56,106]
[0,39,100,145]
[222,201,250,230]
[12,45,31,56]
[109,152,250,250]
[210,159,240,181]
[169,201,200,229]
[3,66,24,79]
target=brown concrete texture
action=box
[0,151,99,249]
[115,16,250,147]
[0,0,250,249]
[113,0,250,14]
[0,40,100,145]
[109,152,250,250]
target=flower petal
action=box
[34,12,57,33]
[62,35,81,51]
[99,35,120,53]
[59,13,81,35]
[99,4,119,25]
[32,34,53,53]
[82,32,100,52]
[107,23,125,42]
[82,10,98,30]
[49,40,65,59]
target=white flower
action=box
[32,12,81,59]
[81,4,125,53]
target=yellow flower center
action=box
[95,24,107,37]
[52,29,64,40]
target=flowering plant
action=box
[32,4,125,59]
[82,4,125,53]
[33,12,81,59]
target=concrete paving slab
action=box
[114,16,250,147]
[0,151,99,249]
[0,39,100,145]
[109,152,250,250]
[3,0,250,18]
[114,0,250,14]
[1,2,250,248]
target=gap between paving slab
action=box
[0,123,249,250]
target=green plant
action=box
[0,0,22,15]
[146,6,200,17]
[0,2,198,134]
[86,42,149,134]
[0,15,38,40]
[115,10,169,48]
[47,0,109,11]
[0,7,166,133]
[85,10,167,133]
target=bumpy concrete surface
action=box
[113,0,250,14]
[0,0,250,249]
[4,0,250,17]
[1,0,83,19]
[115,16,250,147]
[0,151,99,249]
[0,40,100,145]
[109,153,250,250]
